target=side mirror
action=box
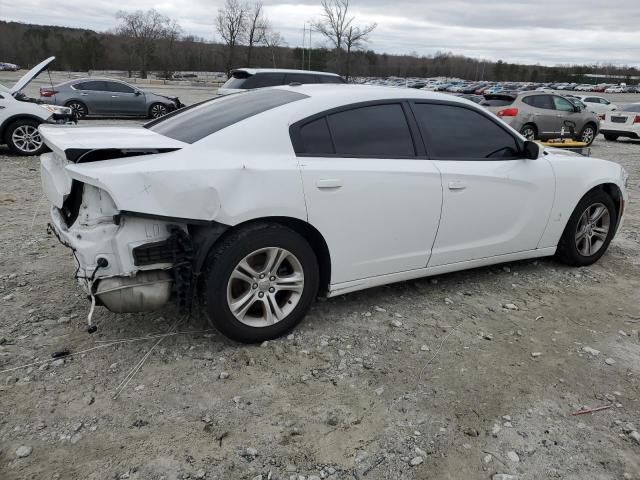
[134,90,142,96]
[573,105,581,113]
[523,141,540,160]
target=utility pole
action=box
[308,25,312,70]
[302,24,306,70]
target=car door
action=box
[552,95,583,134]
[73,81,110,114]
[293,101,443,285]
[104,81,146,115]
[521,94,559,138]
[410,101,555,267]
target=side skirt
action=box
[327,247,557,298]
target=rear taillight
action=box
[634,115,640,124]
[40,88,57,97]
[497,108,519,117]
[598,114,605,120]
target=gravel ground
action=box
[0,97,639,479]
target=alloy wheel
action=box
[151,104,168,118]
[521,127,536,141]
[575,202,610,256]
[11,125,43,154]
[67,102,87,118]
[581,127,595,144]
[226,247,305,327]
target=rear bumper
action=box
[600,129,640,139]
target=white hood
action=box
[9,56,55,94]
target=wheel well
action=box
[0,115,43,143]
[521,123,537,133]
[587,183,622,220]
[583,121,598,132]
[208,217,332,297]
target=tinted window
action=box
[480,99,513,107]
[584,97,598,103]
[147,89,308,143]
[326,103,415,157]
[75,81,108,91]
[299,117,334,155]
[106,81,135,93]
[522,95,554,110]
[621,104,640,113]
[285,73,319,85]
[553,96,575,112]
[317,75,345,84]
[221,71,251,89]
[413,103,520,160]
[243,73,286,88]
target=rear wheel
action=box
[555,189,616,267]
[5,119,47,156]
[201,223,319,343]
[520,124,537,141]
[579,124,597,146]
[604,133,619,141]
[65,100,87,119]
[149,103,168,119]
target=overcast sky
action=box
[1,0,638,66]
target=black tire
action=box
[148,103,169,119]
[5,119,48,156]
[578,123,597,146]
[201,223,319,343]
[604,133,619,141]
[520,124,537,141]
[65,100,88,119]
[555,189,617,267]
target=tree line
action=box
[1,5,638,84]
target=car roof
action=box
[231,68,341,77]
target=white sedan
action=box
[600,103,640,141]
[40,85,629,342]
[572,95,618,115]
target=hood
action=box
[10,56,55,94]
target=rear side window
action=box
[413,103,520,160]
[480,99,513,107]
[221,71,251,89]
[522,95,554,110]
[293,103,415,157]
[317,75,346,84]
[107,81,135,93]
[147,89,308,143]
[243,73,286,88]
[285,73,318,85]
[75,81,107,91]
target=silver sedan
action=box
[39,78,184,119]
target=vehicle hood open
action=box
[9,56,55,94]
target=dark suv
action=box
[217,68,345,95]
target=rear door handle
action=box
[111,95,119,98]
[79,93,89,96]
[448,181,467,191]
[316,179,343,189]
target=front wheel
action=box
[201,223,319,343]
[5,119,47,156]
[65,100,88,119]
[579,124,597,146]
[555,189,617,267]
[149,103,169,119]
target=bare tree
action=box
[116,9,172,78]
[216,0,248,74]
[312,0,376,78]
[344,23,376,80]
[246,2,267,67]
[158,19,182,79]
[263,28,286,67]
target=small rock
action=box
[629,431,640,445]
[444,297,454,305]
[502,415,511,421]
[531,352,542,358]
[420,345,430,351]
[409,456,424,466]
[491,424,502,436]
[374,386,384,396]
[503,421,513,428]
[2,294,14,301]
[134,384,145,391]
[219,372,230,379]
[605,358,616,365]
[244,447,258,457]
[493,475,518,480]
[72,422,83,432]
[463,427,479,437]
[390,319,403,328]
[503,303,518,311]
[5,375,18,385]
[582,346,600,356]
[57,316,70,324]
[374,306,386,312]
[70,433,82,444]
[483,454,493,464]
[506,451,520,463]
[16,445,32,458]
[195,469,206,479]
[51,359,65,367]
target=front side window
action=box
[553,96,575,112]
[147,89,307,143]
[107,81,135,93]
[413,103,520,160]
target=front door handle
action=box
[448,181,467,191]
[79,93,89,96]
[111,95,119,98]
[316,179,343,189]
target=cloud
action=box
[1,0,638,66]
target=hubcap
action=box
[11,125,43,153]
[152,105,167,118]
[581,127,594,144]
[575,202,610,256]
[69,102,86,117]
[522,128,535,140]
[226,247,304,327]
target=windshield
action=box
[145,88,308,143]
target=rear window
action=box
[621,104,640,113]
[146,89,308,143]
